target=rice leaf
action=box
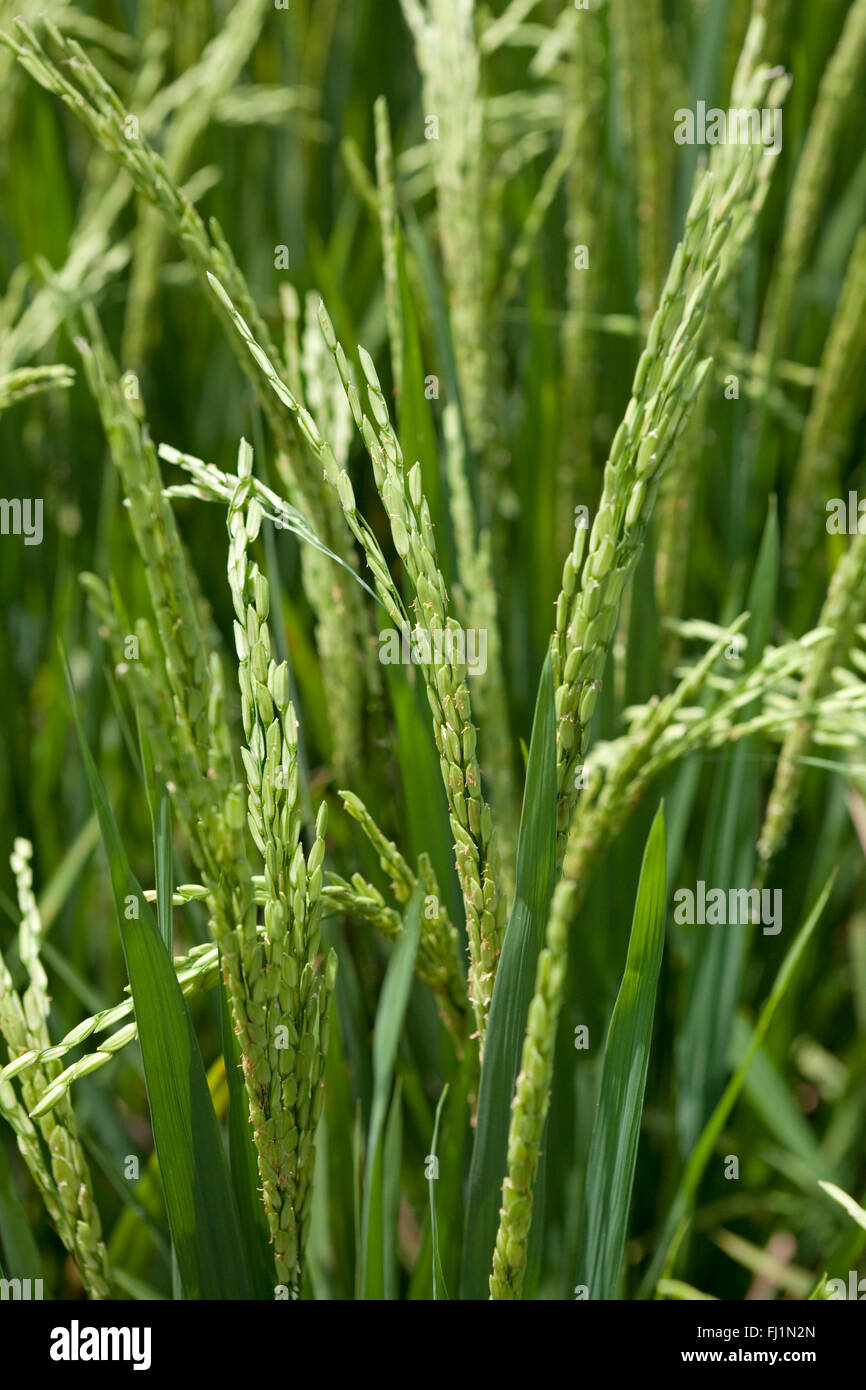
[429,1082,450,1300]
[818,1180,866,1232]
[60,647,254,1300]
[657,1278,718,1301]
[807,1185,866,1298]
[388,663,463,930]
[153,775,173,958]
[324,996,357,1301]
[396,220,449,580]
[730,1014,826,1178]
[35,814,99,933]
[382,1079,403,1300]
[360,884,423,1299]
[579,802,667,1300]
[641,868,836,1295]
[675,503,778,1154]
[0,1141,48,1295]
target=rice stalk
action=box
[443,403,520,886]
[318,307,506,1039]
[758,522,866,872]
[399,0,491,462]
[3,0,865,1311]
[374,95,403,398]
[0,841,111,1297]
[609,0,677,325]
[1,15,375,778]
[756,0,866,375]
[7,861,454,1115]
[560,3,605,524]
[552,21,790,855]
[489,885,567,1299]
[0,364,74,414]
[340,790,468,1043]
[783,228,866,577]
[492,37,795,1285]
[490,571,866,1292]
[72,320,309,1286]
[226,440,338,1290]
[121,0,271,367]
[652,376,711,658]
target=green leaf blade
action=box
[61,649,254,1300]
[579,803,667,1300]
[360,884,423,1299]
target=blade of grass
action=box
[730,1013,826,1178]
[578,803,667,1300]
[396,221,449,582]
[36,813,99,933]
[408,1044,472,1299]
[641,868,836,1296]
[360,883,423,1299]
[324,992,356,1300]
[657,1278,718,1301]
[0,1141,48,1295]
[807,1186,866,1297]
[153,774,173,957]
[382,1079,403,1301]
[429,1082,449,1300]
[388,664,463,931]
[675,503,778,1154]
[60,645,254,1300]
[818,1180,866,1232]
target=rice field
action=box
[0,0,865,1318]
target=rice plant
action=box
[0,0,865,1310]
